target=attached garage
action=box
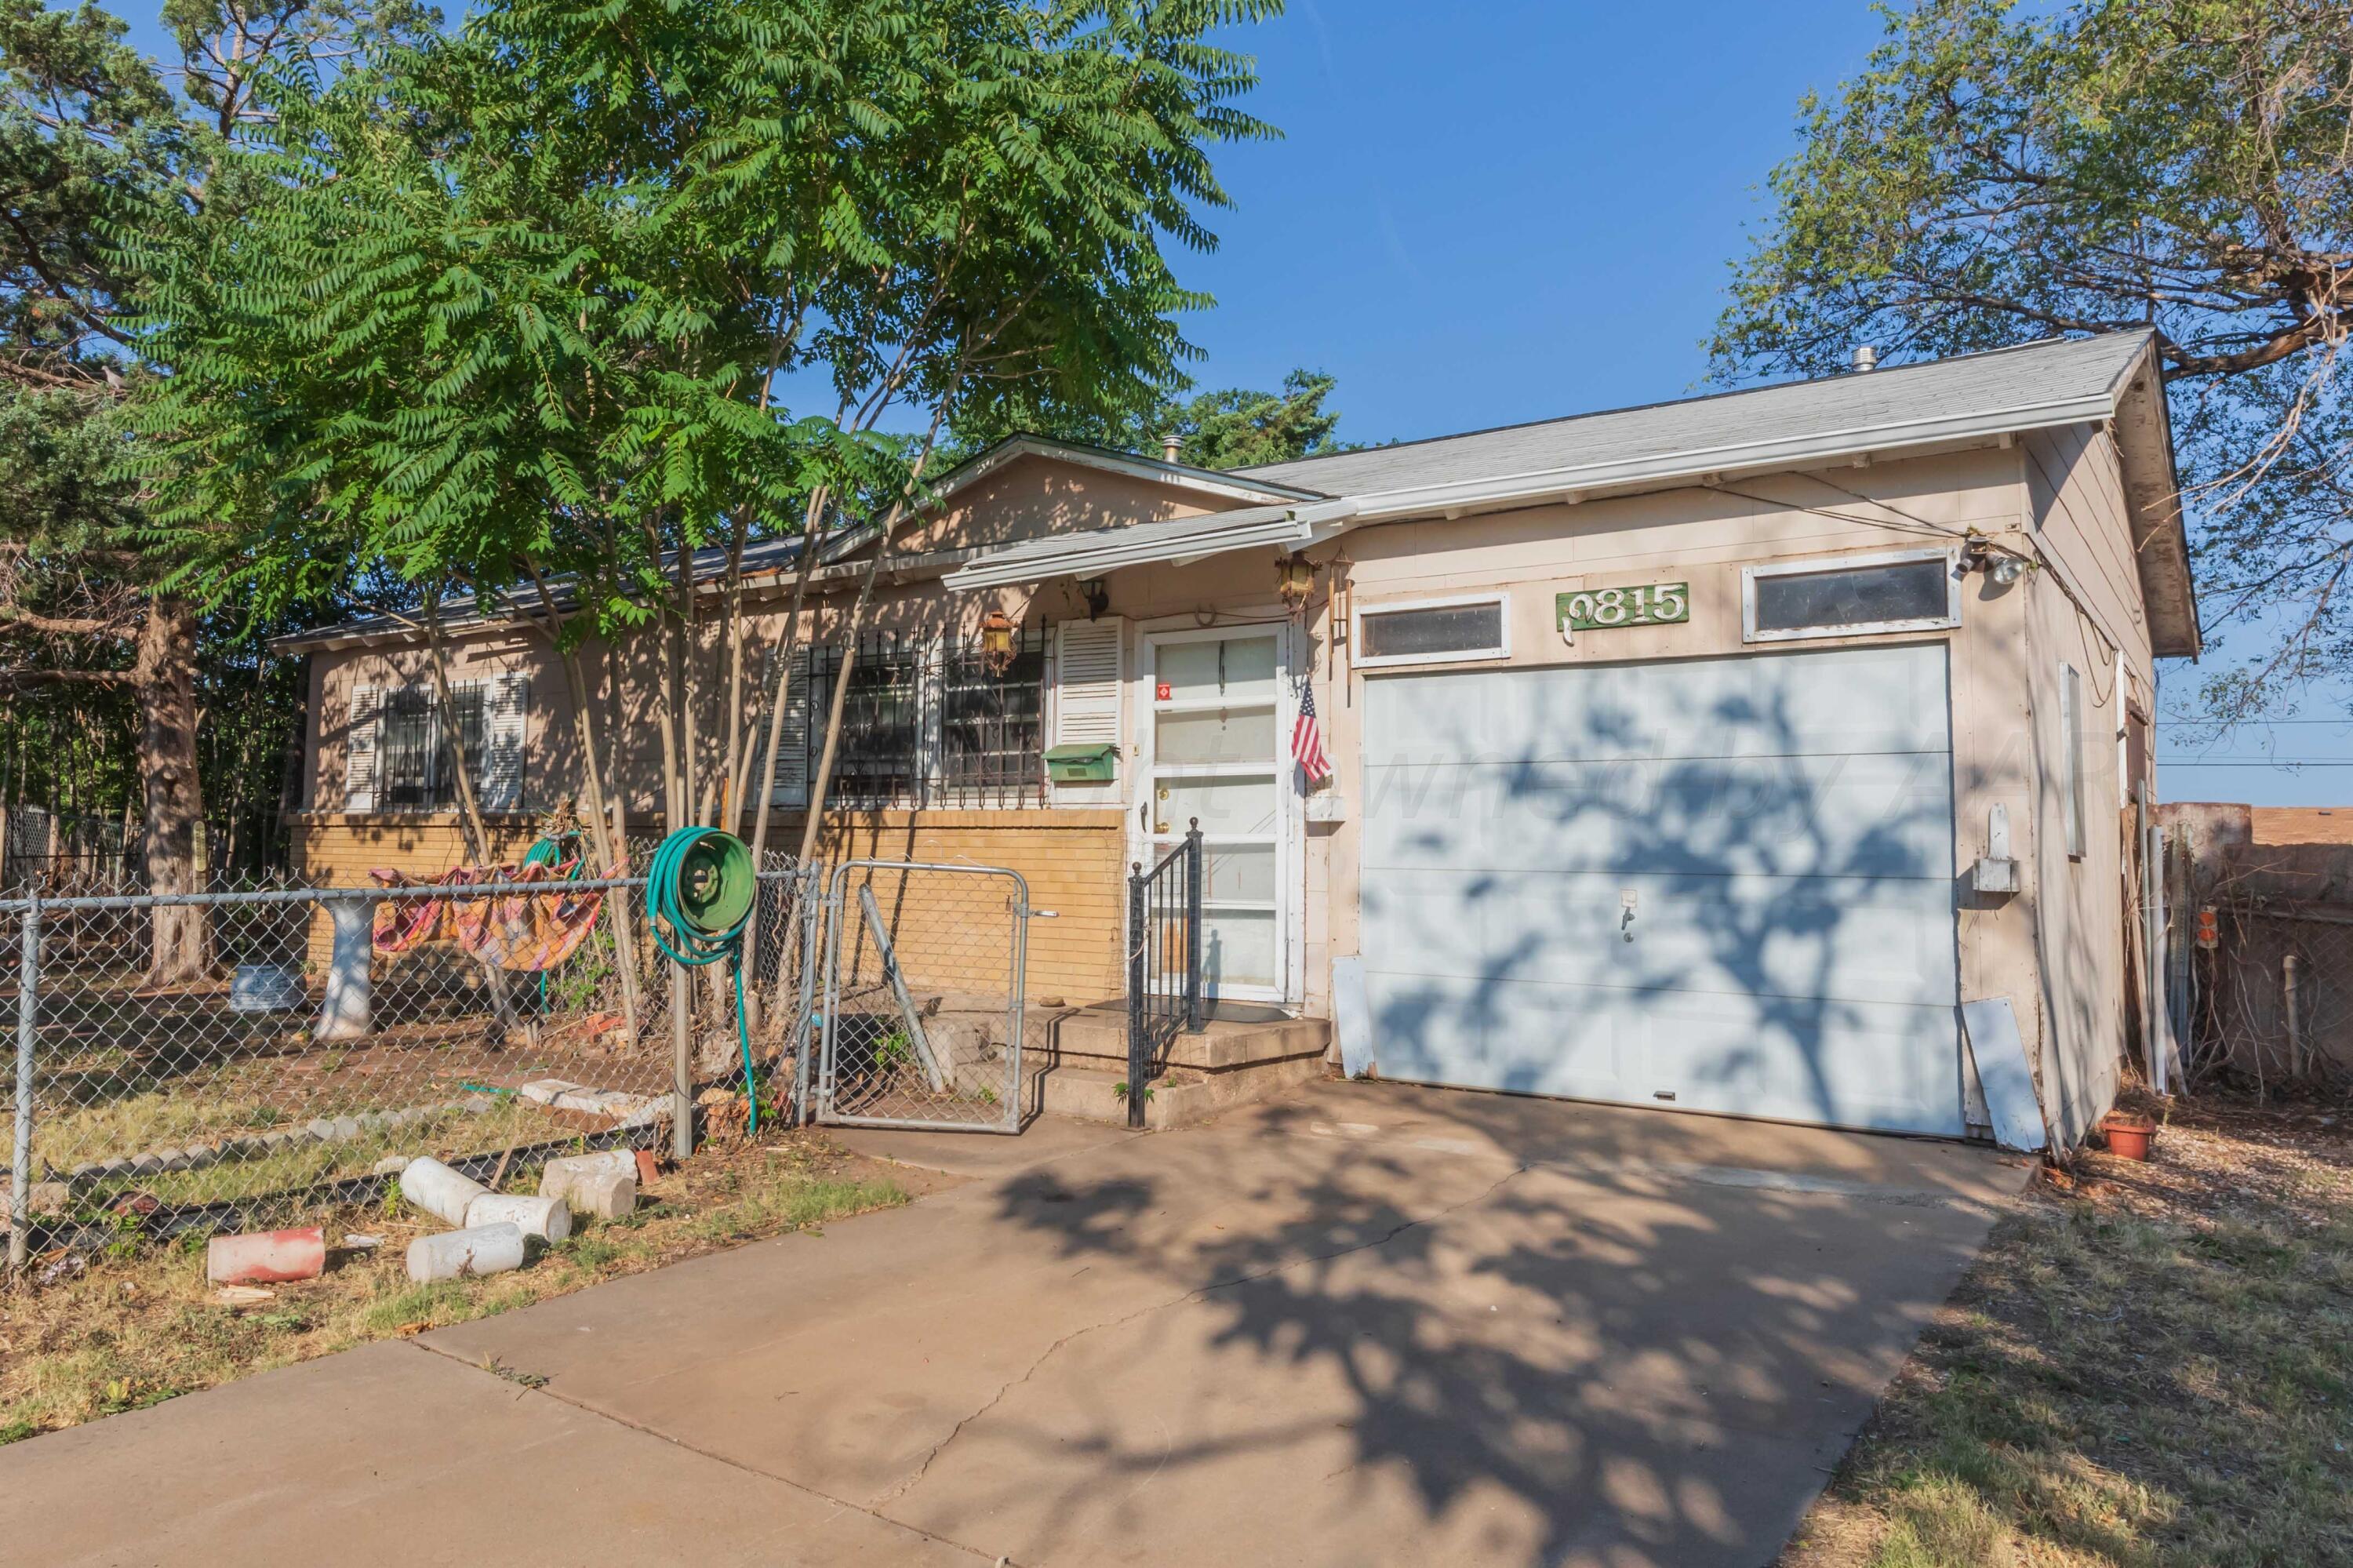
[1358,642,1965,1137]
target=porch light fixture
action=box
[1076,577,1111,620]
[1275,551,1315,612]
[1956,533,2033,587]
[978,608,1018,676]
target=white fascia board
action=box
[1334,393,2119,526]
[946,499,1355,591]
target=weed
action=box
[1,1132,915,1443]
[478,1356,548,1390]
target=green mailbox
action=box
[1043,742,1118,784]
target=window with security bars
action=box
[800,629,1047,807]
[940,627,1046,805]
[379,685,487,810]
[807,635,925,805]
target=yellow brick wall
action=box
[807,811,1126,1006]
[289,808,1127,1006]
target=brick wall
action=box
[803,809,1126,1005]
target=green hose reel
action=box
[646,828,763,1132]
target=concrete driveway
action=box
[5,1082,2029,1567]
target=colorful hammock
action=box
[369,853,616,972]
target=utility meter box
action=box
[1043,743,1118,785]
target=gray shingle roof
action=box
[1235,331,2155,498]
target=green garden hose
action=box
[644,827,762,1132]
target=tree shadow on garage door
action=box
[1360,650,1962,1137]
[962,1100,2004,1567]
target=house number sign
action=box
[1558,582,1689,632]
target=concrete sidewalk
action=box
[3,1083,2031,1567]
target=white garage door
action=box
[1358,643,1963,1136]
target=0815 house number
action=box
[1557,582,1689,631]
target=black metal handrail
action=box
[1126,819,1204,1128]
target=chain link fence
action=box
[816,860,1031,1133]
[2,862,820,1263]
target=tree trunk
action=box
[136,595,209,986]
[421,588,519,1039]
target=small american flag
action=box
[1293,678,1333,784]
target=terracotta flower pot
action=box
[2100,1111,2157,1161]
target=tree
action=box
[136,0,1280,834]
[1164,368,1348,468]
[1709,0,2353,713]
[955,366,1351,470]
[133,0,1279,1044]
[1,0,433,976]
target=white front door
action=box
[1140,626,1294,1004]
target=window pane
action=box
[380,689,434,809]
[941,633,1045,802]
[1158,635,1277,704]
[438,687,486,811]
[1151,841,1276,902]
[1753,558,1950,633]
[1155,704,1275,764]
[377,686,485,811]
[1359,601,1504,660]
[1156,773,1277,837]
[810,642,923,803]
[1201,908,1277,989]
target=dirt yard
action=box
[0,1126,944,1442]
[1781,1093,2353,1567]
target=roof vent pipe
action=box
[1851,344,1878,373]
[1160,433,1182,463]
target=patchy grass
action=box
[1783,1096,2353,1567]
[0,1130,922,1442]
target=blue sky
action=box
[1175,1,2353,806]
[114,0,2353,802]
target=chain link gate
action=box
[815,860,1036,1133]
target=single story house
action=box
[276,328,2197,1148]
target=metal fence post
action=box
[1184,819,1205,1034]
[11,894,40,1271]
[1126,861,1147,1130]
[671,957,694,1162]
[790,865,824,1127]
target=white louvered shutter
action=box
[344,685,380,811]
[766,647,811,809]
[480,672,529,810]
[1050,617,1125,804]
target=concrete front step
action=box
[1038,1009,1331,1073]
[1031,1056,1330,1130]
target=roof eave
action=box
[1329,391,2122,527]
[945,500,1358,592]
[2107,346,2202,659]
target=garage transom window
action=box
[1354,594,1510,667]
[1743,550,1959,642]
